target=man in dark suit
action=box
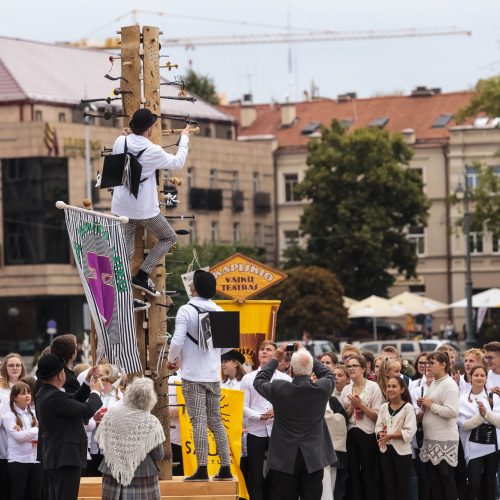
[253,343,336,500]
[36,354,102,500]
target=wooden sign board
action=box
[210,253,287,302]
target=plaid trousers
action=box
[122,213,177,274]
[182,380,231,467]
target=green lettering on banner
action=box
[73,242,82,266]
[113,252,128,293]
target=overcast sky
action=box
[2,0,499,103]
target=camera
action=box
[285,343,296,352]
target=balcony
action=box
[253,192,271,214]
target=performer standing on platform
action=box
[111,108,190,299]
[36,354,102,500]
[167,270,233,482]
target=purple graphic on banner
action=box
[86,252,115,326]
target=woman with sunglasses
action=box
[0,354,26,499]
[458,364,499,500]
[418,351,459,500]
[375,377,417,500]
[340,355,385,500]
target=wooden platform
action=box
[78,476,239,500]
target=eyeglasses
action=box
[7,364,22,368]
[347,364,361,369]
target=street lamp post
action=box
[455,170,475,348]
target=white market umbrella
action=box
[449,288,500,308]
[348,295,405,340]
[388,291,449,315]
[343,296,359,309]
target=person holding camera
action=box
[458,364,500,500]
[252,343,336,500]
[35,354,102,500]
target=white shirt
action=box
[240,367,291,438]
[168,297,231,382]
[375,402,417,456]
[168,374,182,446]
[487,370,500,391]
[221,378,242,390]
[0,386,12,460]
[459,374,471,395]
[111,134,189,220]
[3,406,38,463]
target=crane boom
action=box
[163,26,471,48]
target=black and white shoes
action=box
[132,276,161,297]
[133,299,150,312]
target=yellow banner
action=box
[176,385,249,499]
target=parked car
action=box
[343,318,406,341]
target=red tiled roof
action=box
[220,91,474,149]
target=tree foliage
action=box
[183,68,220,105]
[450,162,500,234]
[288,120,430,299]
[260,266,348,340]
[455,76,500,123]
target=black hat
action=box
[193,269,217,299]
[36,354,65,380]
[221,349,245,365]
[129,108,158,132]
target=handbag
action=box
[468,392,498,447]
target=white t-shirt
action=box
[487,370,500,391]
[111,134,189,220]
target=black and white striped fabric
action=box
[63,206,142,374]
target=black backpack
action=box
[100,137,147,198]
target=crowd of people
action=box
[0,330,498,500]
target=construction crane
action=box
[63,10,471,50]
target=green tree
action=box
[455,76,500,123]
[183,68,220,105]
[451,162,500,234]
[290,120,430,299]
[260,266,348,340]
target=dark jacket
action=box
[36,381,102,469]
[253,357,336,474]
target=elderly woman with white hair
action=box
[95,377,165,500]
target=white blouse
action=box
[375,402,417,456]
[3,405,39,463]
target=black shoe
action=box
[183,466,209,482]
[133,299,150,312]
[213,466,233,481]
[132,276,161,297]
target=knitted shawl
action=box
[95,403,165,486]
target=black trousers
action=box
[413,456,430,500]
[346,428,380,500]
[246,434,269,500]
[466,451,498,500]
[379,446,412,500]
[171,443,184,476]
[425,460,457,500]
[0,458,12,499]
[45,466,82,500]
[268,449,323,500]
[8,462,43,500]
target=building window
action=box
[2,157,69,265]
[211,221,218,243]
[34,110,43,122]
[58,112,66,123]
[469,232,483,254]
[408,226,425,256]
[283,230,299,250]
[492,233,500,254]
[284,173,299,202]
[210,169,217,189]
[233,223,240,243]
[189,220,196,245]
[254,223,262,247]
[187,167,194,189]
[465,166,479,189]
[253,172,260,193]
[231,171,239,192]
[409,285,426,296]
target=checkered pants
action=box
[122,213,177,274]
[181,380,231,467]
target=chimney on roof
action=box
[337,92,357,102]
[240,105,257,128]
[401,128,416,144]
[281,103,296,127]
[410,86,441,97]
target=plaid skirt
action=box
[102,473,161,500]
